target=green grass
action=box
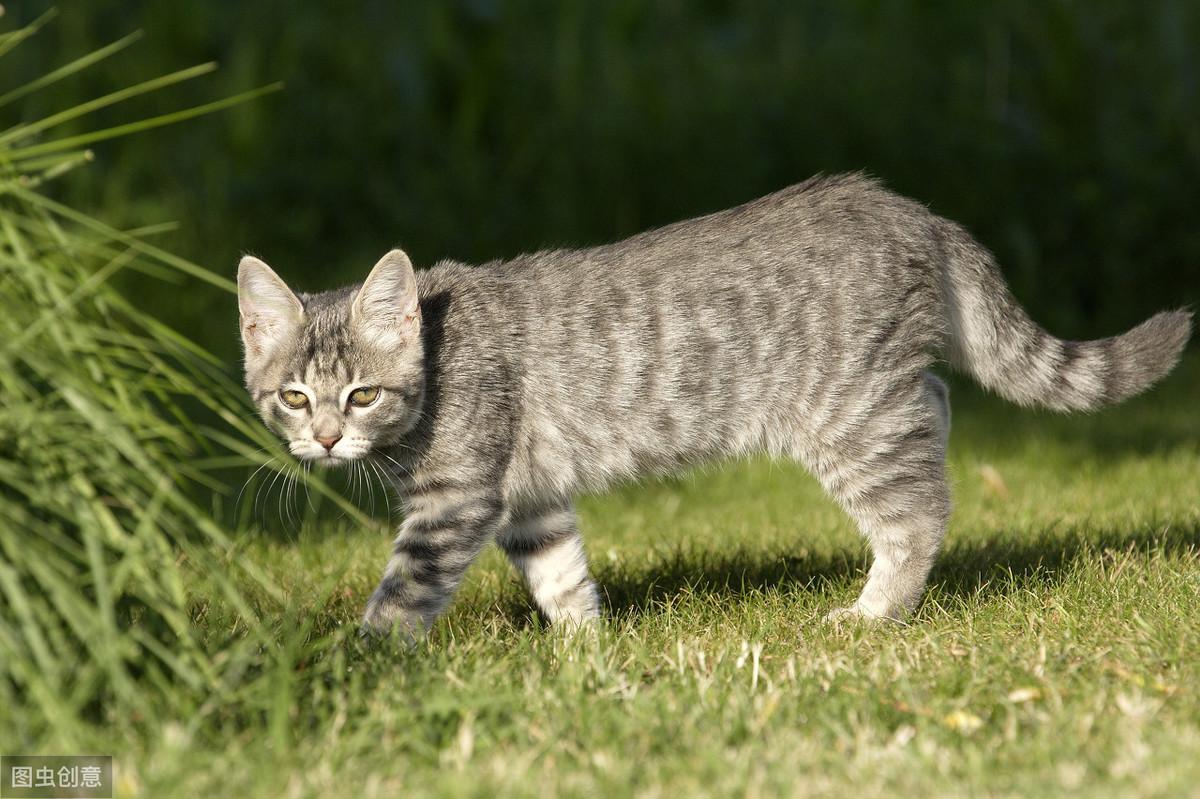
[30,357,1196,798]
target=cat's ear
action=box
[237,256,303,369]
[352,249,420,346]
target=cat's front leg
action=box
[361,487,504,640]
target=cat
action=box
[236,173,1191,639]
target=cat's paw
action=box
[546,614,603,639]
[823,603,905,625]
[823,605,868,625]
[359,599,425,646]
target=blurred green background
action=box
[5,0,1199,359]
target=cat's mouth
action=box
[289,441,368,464]
[314,450,367,466]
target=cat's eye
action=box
[348,386,381,407]
[279,389,309,409]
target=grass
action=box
[23,355,1194,798]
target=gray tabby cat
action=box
[237,173,1191,638]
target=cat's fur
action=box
[237,173,1191,638]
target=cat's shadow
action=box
[498,521,1200,624]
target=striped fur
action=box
[238,173,1192,636]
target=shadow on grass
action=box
[497,520,1200,624]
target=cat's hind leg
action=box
[497,503,601,628]
[808,374,952,622]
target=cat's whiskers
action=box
[302,461,315,512]
[374,450,407,475]
[357,460,369,507]
[360,460,374,511]
[351,460,366,508]
[283,464,301,530]
[256,462,288,523]
[367,457,395,520]
[368,453,398,486]
[236,455,279,511]
[275,464,294,528]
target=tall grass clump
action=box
[0,10,290,748]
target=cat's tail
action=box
[938,220,1191,411]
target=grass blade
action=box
[5,82,285,161]
[0,62,218,146]
[0,30,145,110]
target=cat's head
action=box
[236,250,425,464]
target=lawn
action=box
[52,354,1197,798]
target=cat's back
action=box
[419,172,932,301]
[503,172,930,286]
[602,171,931,267]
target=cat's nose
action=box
[315,434,342,451]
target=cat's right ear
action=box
[237,256,303,370]
[352,249,420,347]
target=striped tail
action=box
[939,220,1191,411]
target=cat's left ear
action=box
[237,255,303,371]
[352,249,420,346]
